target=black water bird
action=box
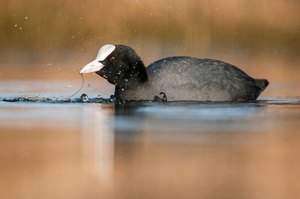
[80,44,268,101]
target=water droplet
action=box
[109,95,116,102]
[17,90,24,96]
[80,94,89,102]
[67,84,72,88]
[24,16,28,20]
[14,24,18,27]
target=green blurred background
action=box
[0,0,299,92]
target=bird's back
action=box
[121,57,267,101]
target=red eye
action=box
[110,56,116,62]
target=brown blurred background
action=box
[1,2,300,199]
[0,0,299,93]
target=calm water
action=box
[0,81,300,199]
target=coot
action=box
[80,44,268,101]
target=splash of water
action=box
[59,73,85,101]
[80,93,89,102]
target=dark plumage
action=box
[80,44,269,101]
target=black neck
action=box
[130,59,148,83]
[122,46,148,87]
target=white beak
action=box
[80,59,104,74]
[80,44,116,74]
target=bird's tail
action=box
[255,79,269,93]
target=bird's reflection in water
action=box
[112,101,267,143]
[111,101,300,199]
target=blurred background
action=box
[0,0,299,95]
[1,1,300,199]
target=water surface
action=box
[0,81,300,199]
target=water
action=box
[0,81,300,199]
